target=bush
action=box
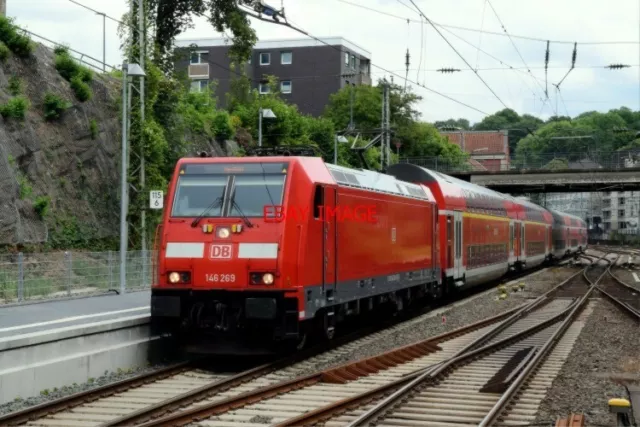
[0,96,30,120]
[43,93,71,121]
[0,16,35,58]
[0,41,9,62]
[212,111,234,140]
[8,76,23,96]
[54,52,80,81]
[34,196,50,219]
[70,75,91,102]
[89,119,98,139]
[54,50,93,101]
[53,45,69,56]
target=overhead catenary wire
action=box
[232,7,491,115]
[403,0,509,109]
[475,0,487,71]
[486,0,548,101]
[337,0,640,46]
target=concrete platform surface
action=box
[0,291,150,339]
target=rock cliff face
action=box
[0,44,123,247]
[0,42,237,249]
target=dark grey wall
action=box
[176,42,370,118]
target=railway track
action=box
[596,255,640,319]
[106,259,605,427]
[2,263,568,427]
[0,261,592,427]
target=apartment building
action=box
[174,36,372,117]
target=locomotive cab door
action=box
[322,186,338,297]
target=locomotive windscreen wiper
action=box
[231,199,254,228]
[191,196,224,228]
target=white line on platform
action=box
[0,307,149,333]
[633,273,640,282]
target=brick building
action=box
[440,130,510,171]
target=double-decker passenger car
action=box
[550,209,588,259]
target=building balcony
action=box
[359,73,371,86]
[189,63,210,78]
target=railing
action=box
[0,250,155,305]
[400,151,640,174]
[188,63,210,78]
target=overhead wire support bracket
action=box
[544,40,550,98]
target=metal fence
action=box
[400,151,640,174]
[0,250,154,305]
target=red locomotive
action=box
[151,155,587,352]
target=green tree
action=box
[324,81,466,166]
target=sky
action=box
[7,0,640,125]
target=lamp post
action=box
[335,135,348,164]
[258,108,276,147]
[120,62,146,295]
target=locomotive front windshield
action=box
[171,162,287,218]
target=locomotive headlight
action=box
[168,272,180,283]
[217,227,230,238]
[263,273,274,285]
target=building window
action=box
[619,210,625,217]
[190,80,208,93]
[351,55,355,68]
[281,51,292,65]
[190,52,203,64]
[344,52,349,65]
[281,80,292,94]
[260,52,270,65]
[259,82,270,94]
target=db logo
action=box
[210,244,232,259]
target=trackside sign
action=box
[263,205,378,223]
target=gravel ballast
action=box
[0,363,171,416]
[0,265,580,417]
[291,266,580,376]
[532,296,640,426]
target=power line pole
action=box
[385,82,390,168]
[380,79,386,168]
[0,0,6,16]
[138,0,147,285]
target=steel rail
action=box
[339,256,610,427]
[132,304,526,427]
[0,360,196,426]
[278,295,582,427]
[2,261,562,427]
[595,258,640,320]
[478,254,612,426]
[342,297,581,427]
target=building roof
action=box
[440,130,509,158]
[174,36,371,59]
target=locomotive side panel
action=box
[330,188,437,296]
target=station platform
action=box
[0,291,150,339]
